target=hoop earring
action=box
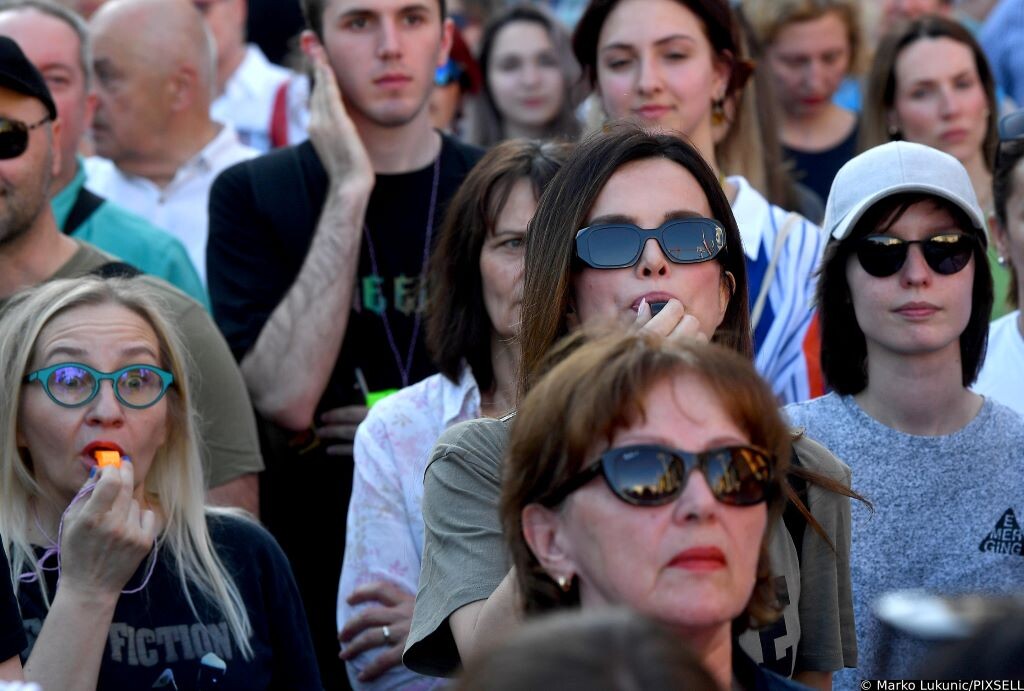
[711,98,726,127]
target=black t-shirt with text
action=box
[19,515,320,690]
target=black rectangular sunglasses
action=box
[575,217,726,269]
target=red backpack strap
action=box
[269,78,291,149]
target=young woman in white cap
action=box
[785,140,1024,686]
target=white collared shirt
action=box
[212,44,309,152]
[84,124,257,285]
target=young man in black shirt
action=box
[206,0,482,686]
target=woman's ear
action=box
[886,109,901,138]
[521,503,578,585]
[989,215,1010,261]
[719,270,736,318]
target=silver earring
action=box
[556,575,573,592]
[997,255,1008,266]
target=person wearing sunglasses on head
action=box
[974,110,1024,417]
[785,140,1024,686]
[498,328,801,690]
[0,276,321,690]
[405,126,861,688]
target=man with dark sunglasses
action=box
[205,0,482,687]
[0,36,264,517]
[0,0,208,308]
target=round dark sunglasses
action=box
[0,115,50,160]
[25,363,175,409]
[575,217,726,269]
[543,443,774,508]
[855,233,977,278]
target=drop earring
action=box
[556,574,573,592]
[711,98,726,126]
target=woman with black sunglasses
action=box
[404,126,858,688]
[785,141,1024,684]
[501,328,794,690]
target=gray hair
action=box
[0,0,93,89]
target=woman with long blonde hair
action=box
[0,277,319,690]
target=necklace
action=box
[361,153,441,389]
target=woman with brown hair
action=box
[859,15,1010,316]
[571,0,826,404]
[501,329,796,690]
[404,126,856,688]
[336,139,571,690]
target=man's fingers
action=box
[347,581,410,608]
[316,424,359,441]
[320,405,369,425]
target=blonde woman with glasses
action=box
[0,277,319,691]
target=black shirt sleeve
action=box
[206,144,323,362]
[0,548,26,663]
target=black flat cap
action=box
[0,36,57,120]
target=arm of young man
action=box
[236,46,375,432]
[168,285,263,515]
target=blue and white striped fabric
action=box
[729,176,827,405]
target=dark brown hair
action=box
[474,5,582,148]
[457,608,717,691]
[817,192,993,393]
[993,138,1024,308]
[517,124,752,397]
[425,139,572,390]
[501,327,789,626]
[860,15,998,171]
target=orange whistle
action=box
[94,450,122,469]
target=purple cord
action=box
[20,480,159,595]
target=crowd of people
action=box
[0,0,1020,689]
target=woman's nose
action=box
[85,381,126,426]
[636,238,670,277]
[671,470,718,524]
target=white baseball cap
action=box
[823,141,987,246]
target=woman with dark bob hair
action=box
[501,328,794,689]
[404,125,857,686]
[336,139,571,689]
[859,15,1009,317]
[786,141,1024,683]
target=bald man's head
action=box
[89,0,216,162]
